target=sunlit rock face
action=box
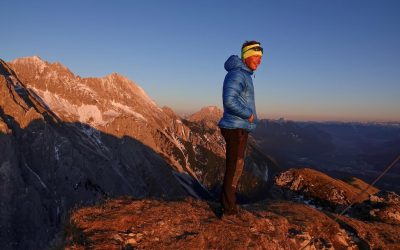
[1,57,186,249]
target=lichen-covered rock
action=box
[351,191,400,225]
[370,190,400,204]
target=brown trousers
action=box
[220,128,249,214]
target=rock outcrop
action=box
[351,191,400,225]
[274,168,379,211]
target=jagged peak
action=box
[10,56,75,77]
[200,105,222,113]
[11,56,73,70]
[103,72,131,82]
[187,105,223,123]
[11,55,48,67]
[102,72,143,92]
[52,61,71,71]
[99,72,159,108]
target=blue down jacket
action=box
[218,55,258,132]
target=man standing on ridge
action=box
[218,40,263,216]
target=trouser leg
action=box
[220,128,248,214]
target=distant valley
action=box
[253,119,400,192]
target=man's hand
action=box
[248,113,254,123]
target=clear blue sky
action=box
[2,0,399,122]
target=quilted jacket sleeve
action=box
[222,70,253,119]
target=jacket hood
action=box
[224,55,253,74]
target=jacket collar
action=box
[224,55,254,75]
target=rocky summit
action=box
[64,168,400,249]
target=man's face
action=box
[244,55,262,71]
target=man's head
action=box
[241,41,263,71]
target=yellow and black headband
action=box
[242,43,263,60]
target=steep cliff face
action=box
[0,58,187,249]
[9,56,191,170]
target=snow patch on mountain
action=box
[39,89,73,113]
[111,101,147,121]
[75,83,97,97]
[29,87,107,125]
[54,146,60,161]
[103,110,120,117]
[28,87,150,125]
[24,163,48,190]
[77,105,103,124]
